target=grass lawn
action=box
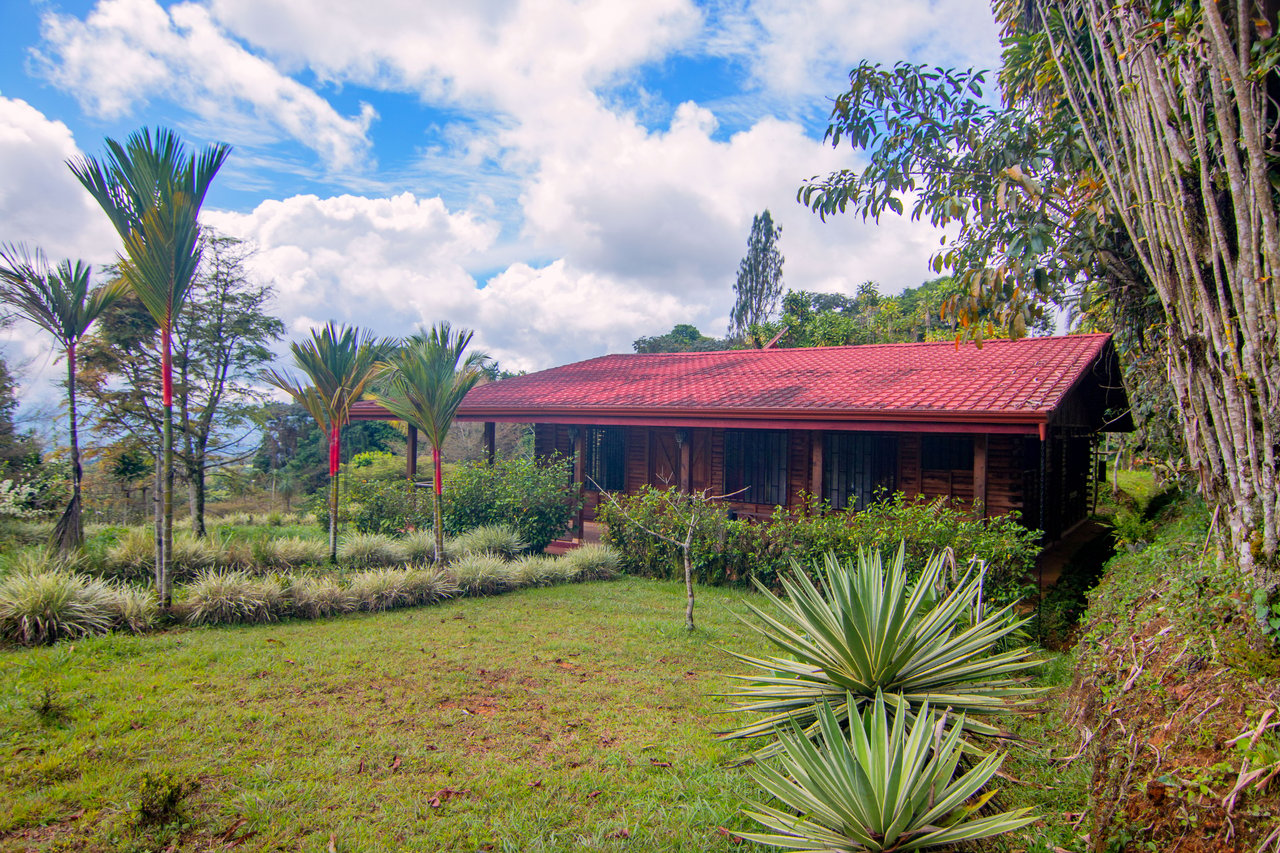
[0,579,774,852]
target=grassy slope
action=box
[0,580,772,852]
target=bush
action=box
[558,543,621,581]
[337,532,407,567]
[183,570,284,626]
[0,570,115,646]
[399,529,441,563]
[599,488,1040,607]
[401,566,459,605]
[286,575,356,619]
[344,478,431,535]
[450,554,517,596]
[104,526,156,582]
[450,524,526,560]
[442,456,578,551]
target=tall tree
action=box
[262,323,395,562]
[728,210,785,340]
[0,245,128,552]
[69,127,230,605]
[375,323,488,563]
[633,324,729,353]
[77,235,283,536]
[1004,0,1280,591]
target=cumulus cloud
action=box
[34,0,376,171]
[0,97,119,264]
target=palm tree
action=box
[0,245,129,553]
[68,127,230,605]
[376,323,488,563]
[262,323,395,562]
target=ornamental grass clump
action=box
[104,526,155,581]
[348,569,416,611]
[450,553,517,596]
[400,529,441,563]
[338,532,407,567]
[723,544,1042,757]
[104,584,159,633]
[401,566,459,605]
[257,536,329,571]
[0,570,115,645]
[286,575,356,619]
[183,570,285,626]
[169,534,227,581]
[450,524,526,560]
[510,554,558,587]
[558,543,621,581]
[742,691,1036,851]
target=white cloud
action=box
[34,0,376,171]
[0,97,119,265]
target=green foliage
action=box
[286,575,356,619]
[509,554,558,587]
[254,535,329,571]
[723,547,1042,755]
[451,524,526,560]
[729,209,785,339]
[0,570,116,646]
[599,488,1038,607]
[742,693,1036,851]
[342,476,430,534]
[346,568,417,611]
[632,323,729,353]
[135,770,198,827]
[441,455,578,551]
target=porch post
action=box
[810,430,824,504]
[973,433,988,517]
[676,429,691,492]
[484,421,496,465]
[407,424,418,481]
[572,427,585,541]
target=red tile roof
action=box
[351,333,1129,433]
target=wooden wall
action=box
[532,422,1087,539]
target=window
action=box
[585,427,626,491]
[922,435,974,471]
[824,433,897,511]
[724,430,788,505]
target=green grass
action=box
[0,579,775,852]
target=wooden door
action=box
[649,430,679,488]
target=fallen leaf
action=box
[328,833,337,853]
[356,759,364,774]
[716,827,744,844]
[217,818,248,841]
[428,788,470,808]
[528,780,543,788]
[649,759,672,768]
[390,755,401,772]
[587,790,602,799]
[607,828,630,839]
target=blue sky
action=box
[0,0,1002,423]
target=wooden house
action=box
[351,333,1132,542]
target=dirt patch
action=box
[1066,609,1280,851]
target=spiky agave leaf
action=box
[722,545,1043,755]
[740,691,1038,852]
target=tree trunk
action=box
[153,452,163,594]
[53,343,83,554]
[433,444,444,563]
[191,459,206,538]
[328,424,341,564]
[683,515,696,631]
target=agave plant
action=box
[723,545,1042,754]
[741,692,1037,851]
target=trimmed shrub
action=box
[287,575,356,619]
[442,456,578,551]
[450,554,517,596]
[338,532,407,568]
[558,543,622,581]
[183,570,284,626]
[348,569,415,611]
[0,571,115,646]
[599,488,1040,606]
[451,524,526,560]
